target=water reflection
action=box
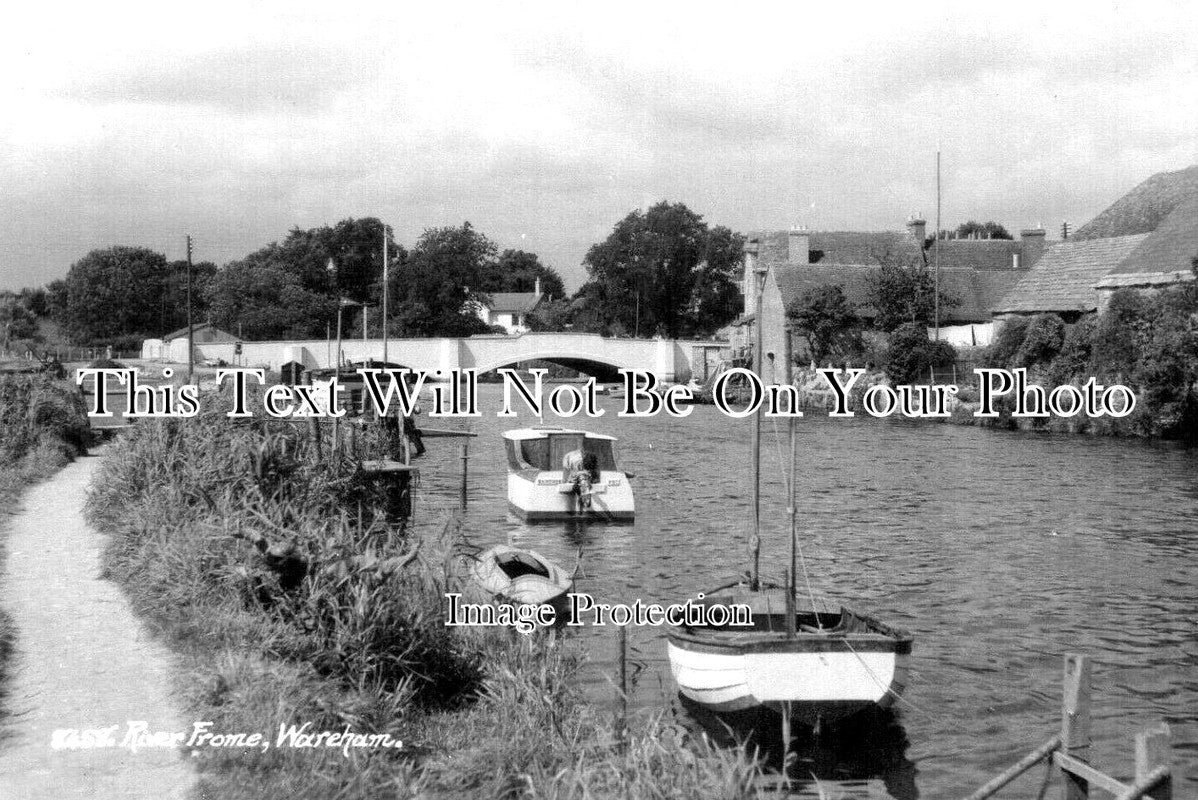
[677,697,919,798]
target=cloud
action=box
[57,45,381,114]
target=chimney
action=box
[788,226,810,265]
[534,276,542,296]
[907,215,926,244]
[1020,226,1047,267]
[743,239,760,316]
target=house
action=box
[470,278,545,335]
[995,165,1198,319]
[141,321,237,361]
[732,220,1041,373]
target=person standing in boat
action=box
[562,448,599,510]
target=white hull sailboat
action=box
[502,427,635,522]
[667,584,911,722]
[666,260,912,727]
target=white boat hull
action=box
[508,470,635,522]
[667,641,908,719]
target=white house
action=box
[471,278,545,334]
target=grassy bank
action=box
[87,401,767,799]
[0,372,91,717]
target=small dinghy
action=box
[466,544,574,620]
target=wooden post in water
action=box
[1134,723,1172,800]
[1062,654,1092,800]
[615,624,628,750]
[459,439,469,509]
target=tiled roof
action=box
[926,239,1026,270]
[1101,194,1198,278]
[774,264,1022,323]
[992,234,1150,314]
[483,292,543,313]
[1073,165,1198,240]
[749,230,923,267]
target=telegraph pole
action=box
[382,224,389,365]
[186,234,194,382]
[933,147,941,342]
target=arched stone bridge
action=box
[178,332,728,383]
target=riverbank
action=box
[86,404,769,799]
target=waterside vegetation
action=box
[86,396,769,799]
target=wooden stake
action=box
[459,440,469,509]
[1134,723,1172,800]
[1061,654,1092,800]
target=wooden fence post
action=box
[459,440,469,509]
[1062,654,1092,800]
[1135,723,1172,800]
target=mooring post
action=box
[1062,654,1092,800]
[616,624,628,748]
[1133,723,1172,800]
[458,439,469,509]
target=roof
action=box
[926,238,1027,271]
[162,321,237,342]
[750,230,923,267]
[773,263,1022,323]
[1100,194,1198,278]
[483,292,543,314]
[502,428,616,442]
[1073,165,1198,240]
[992,234,1150,314]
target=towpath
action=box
[0,450,194,799]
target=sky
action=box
[1,1,1196,292]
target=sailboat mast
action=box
[750,264,765,591]
[787,415,797,636]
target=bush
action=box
[884,322,957,384]
[1012,314,1066,369]
[986,317,1030,368]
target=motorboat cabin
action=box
[502,428,634,521]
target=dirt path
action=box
[0,451,194,799]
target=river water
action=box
[417,384,1198,797]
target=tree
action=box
[868,259,959,332]
[234,218,398,303]
[885,322,957,384]
[580,202,743,338]
[954,220,1012,240]
[484,250,565,299]
[204,264,336,340]
[389,222,497,337]
[63,246,172,345]
[788,284,860,363]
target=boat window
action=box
[548,433,586,470]
[519,438,551,470]
[504,440,526,470]
[583,439,617,471]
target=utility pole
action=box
[933,147,941,342]
[382,224,389,365]
[186,234,194,382]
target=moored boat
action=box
[502,427,635,521]
[666,582,912,722]
[465,544,574,620]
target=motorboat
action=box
[502,427,635,521]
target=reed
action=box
[87,392,768,798]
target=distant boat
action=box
[466,544,574,620]
[502,427,635,521]
[666,282,911,727]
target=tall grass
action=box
[88,396,766,798]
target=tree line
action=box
[11,201,744,349]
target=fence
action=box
[964,654,1175,800]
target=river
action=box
[416,384,1198,797]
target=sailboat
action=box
[666,267,912,726]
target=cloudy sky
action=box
[2,1,1195,291]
